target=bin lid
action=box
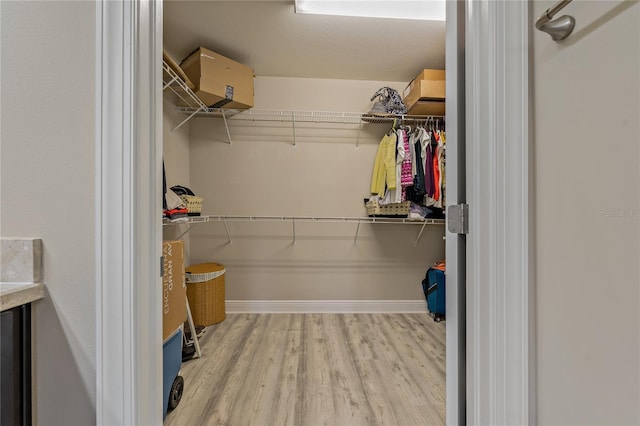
[185,262,225,283]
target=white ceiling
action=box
[163,1,446,83]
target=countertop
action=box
[0,282,45,311]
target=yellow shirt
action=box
[370,132,397,197]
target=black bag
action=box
[170,185,195,196]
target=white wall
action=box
[532,1,640,424]
[185,77,446,302]
[0,1,96,424]
[163,93,191,191]
[163,92,192,256]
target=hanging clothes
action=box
[433,131,441,201]
[405,127,426,204]
[414,127,427,198]
[399,128,413,202]
[436,130,446,208]
[370,132,397,198]
[424,131,435,199]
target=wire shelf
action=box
[164,215,444,225]
[162,59,445,144]
[176,107,444,125]
[163,215,445,244]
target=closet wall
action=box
[163,76,445,304]
[163,93,192,258]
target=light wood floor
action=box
[165,313,445,426]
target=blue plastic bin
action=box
[163,329,184,419]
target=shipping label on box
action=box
[180,47,255,110]
[162,240,187,341]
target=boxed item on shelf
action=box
[365,198,411,217]
[162,240,187,340]
[407,100,445,116]
[180,46,255,110]
[403,69,445,116]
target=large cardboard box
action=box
[162,240,187,341]
[180,47,254,110]
[403,69,445,116]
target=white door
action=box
[532,1,640,424]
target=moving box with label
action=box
[180,47,255,110]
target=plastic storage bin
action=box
[163,329,184,419]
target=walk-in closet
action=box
[161,1,448,424]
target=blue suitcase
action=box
[422,267,446,322]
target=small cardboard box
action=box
[404,79,446,110]
[162,240,187,341]
[403,69,445,116]
[180,47,254,109]
[403,69,446,99]
[407,100,445,116]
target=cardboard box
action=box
[180,47,254,109]
[403,69,446,99]
[162,240,187,341]
[403,68,445,116]
[407,100,445,116]
[404,79,446,110]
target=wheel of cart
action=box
[163,328,184,418]
[169,375,184,410]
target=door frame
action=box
[464,0,534,424]
[95,1,163,424]
[95,0,533,424]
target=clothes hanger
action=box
[386,117,398,136]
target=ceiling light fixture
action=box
[294,0,446,21]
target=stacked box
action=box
[403,69,445,116]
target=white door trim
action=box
[445,1,466,424]
[465,0,534,424]
[95,1,163,424]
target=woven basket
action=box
[180,195,203,216]
[185,263,225,326]
[365,199,410,217]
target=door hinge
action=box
[447,203,469,234]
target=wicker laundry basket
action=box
[179,195,203,216]
[184,263,225,326]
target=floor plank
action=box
[165,313,445,426]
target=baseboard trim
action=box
[226,299,427,313]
